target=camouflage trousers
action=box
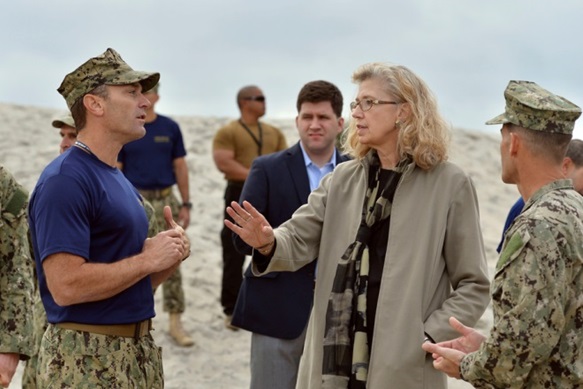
[22,291,47,388]
[37,325,163,389]
[141,190,185,313]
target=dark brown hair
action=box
[296,80,343,118]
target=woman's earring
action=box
[395,119,401,128]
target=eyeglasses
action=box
[243,96,266,102]
[350,99,398,112]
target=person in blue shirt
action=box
[118,82,193,347]
[28,48,189,388]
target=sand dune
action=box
[0,102,519,388]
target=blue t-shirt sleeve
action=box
[33,174,91,261]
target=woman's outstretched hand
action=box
[224,200,274,251]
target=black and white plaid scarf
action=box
[322,151,406,388]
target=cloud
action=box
[2,0,583,137]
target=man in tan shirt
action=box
[212,85,287,329]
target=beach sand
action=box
[0,102,519,388]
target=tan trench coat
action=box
[253,158,490,389]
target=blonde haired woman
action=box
[226,63,490,389]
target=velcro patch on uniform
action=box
[5,187,28,217]
[496,231,527,272]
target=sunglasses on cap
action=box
[243,96,265,102]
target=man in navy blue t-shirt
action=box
[118,83,193,347]
[28,48,189,388]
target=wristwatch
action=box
[182,202,193,209]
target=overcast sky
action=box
[2,0,583,136]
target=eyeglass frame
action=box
[242,96,266,102]
[350,99,398,112]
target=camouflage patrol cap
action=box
[57,48,160,110]
[51,112,76,129]
[486,80,581,134]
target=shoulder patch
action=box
[5,187,28,217]
[497,230,529,272]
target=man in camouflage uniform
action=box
[51,112,77,154]
[28,48,189,388]
[0,164,34,387]
[423,80,583,387]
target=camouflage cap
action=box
[57,48,160,110]
[486,80,581,134]
[51,112,76,129]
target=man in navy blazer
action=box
[231,80,349,389]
